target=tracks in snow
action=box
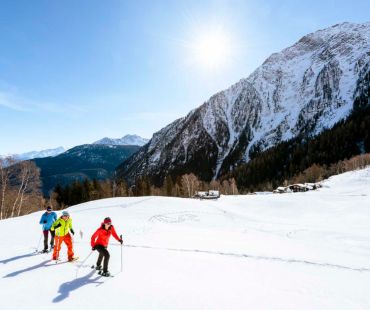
[122,243,370,273]
[72,197,154,213]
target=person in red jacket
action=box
[91,217,123,277]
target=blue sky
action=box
[0,0,369,154]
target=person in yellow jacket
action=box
[50,210,76,261]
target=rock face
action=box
[118,22,370,184]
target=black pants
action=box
[43,229,55,250]
[95,245,110,272]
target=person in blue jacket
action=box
[39,206,57,253]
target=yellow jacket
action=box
[51,217,73,237]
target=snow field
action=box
[1,168,370,309]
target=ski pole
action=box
[120,234,123,273]
[35,228,44,252]
[75,251,93,279]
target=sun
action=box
[193,30,231,69]
[184,25,234,72]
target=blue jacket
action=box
[39,212,57,230]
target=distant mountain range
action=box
[4,134,147,195]
[117,21,370,185]
[93,134,149,146]
[12,147,66,160]
[33,144,140,195]
[2,134,147,161]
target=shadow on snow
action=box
[3,260,51,277]
[0,252,38,264]
[53,271,103,303]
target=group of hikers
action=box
[39,206,123,277]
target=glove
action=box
[70,229,75,235]
[43,220,47,224]
[92,247,96,251]
[119,239,123,244]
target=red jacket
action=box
[91,224,121,248]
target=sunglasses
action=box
[104,222,111,225]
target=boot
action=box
[99,270,110,277]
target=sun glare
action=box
[184,26,234,72]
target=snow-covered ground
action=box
[1,168,370,309]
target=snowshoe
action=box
[98,271,111,277]
[91,265,102,271]
[34,249,48,254]
[68,257,79,262]
[54,258,61,264]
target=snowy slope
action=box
[119,21,370,182]
[1,168,370,309]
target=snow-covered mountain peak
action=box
[265,22,370,68]
[93,134,149,146]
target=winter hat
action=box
[62,211,70,217]
[103,217,112,224]
[46,207,52,211]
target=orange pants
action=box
[52,234,74,260]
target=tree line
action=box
[51,174,239,208]
[287,153,370,185]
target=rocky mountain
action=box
[11,147,66,160]
[33,144,140,195]
[93,134,149,146]
[117,22,370,184]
